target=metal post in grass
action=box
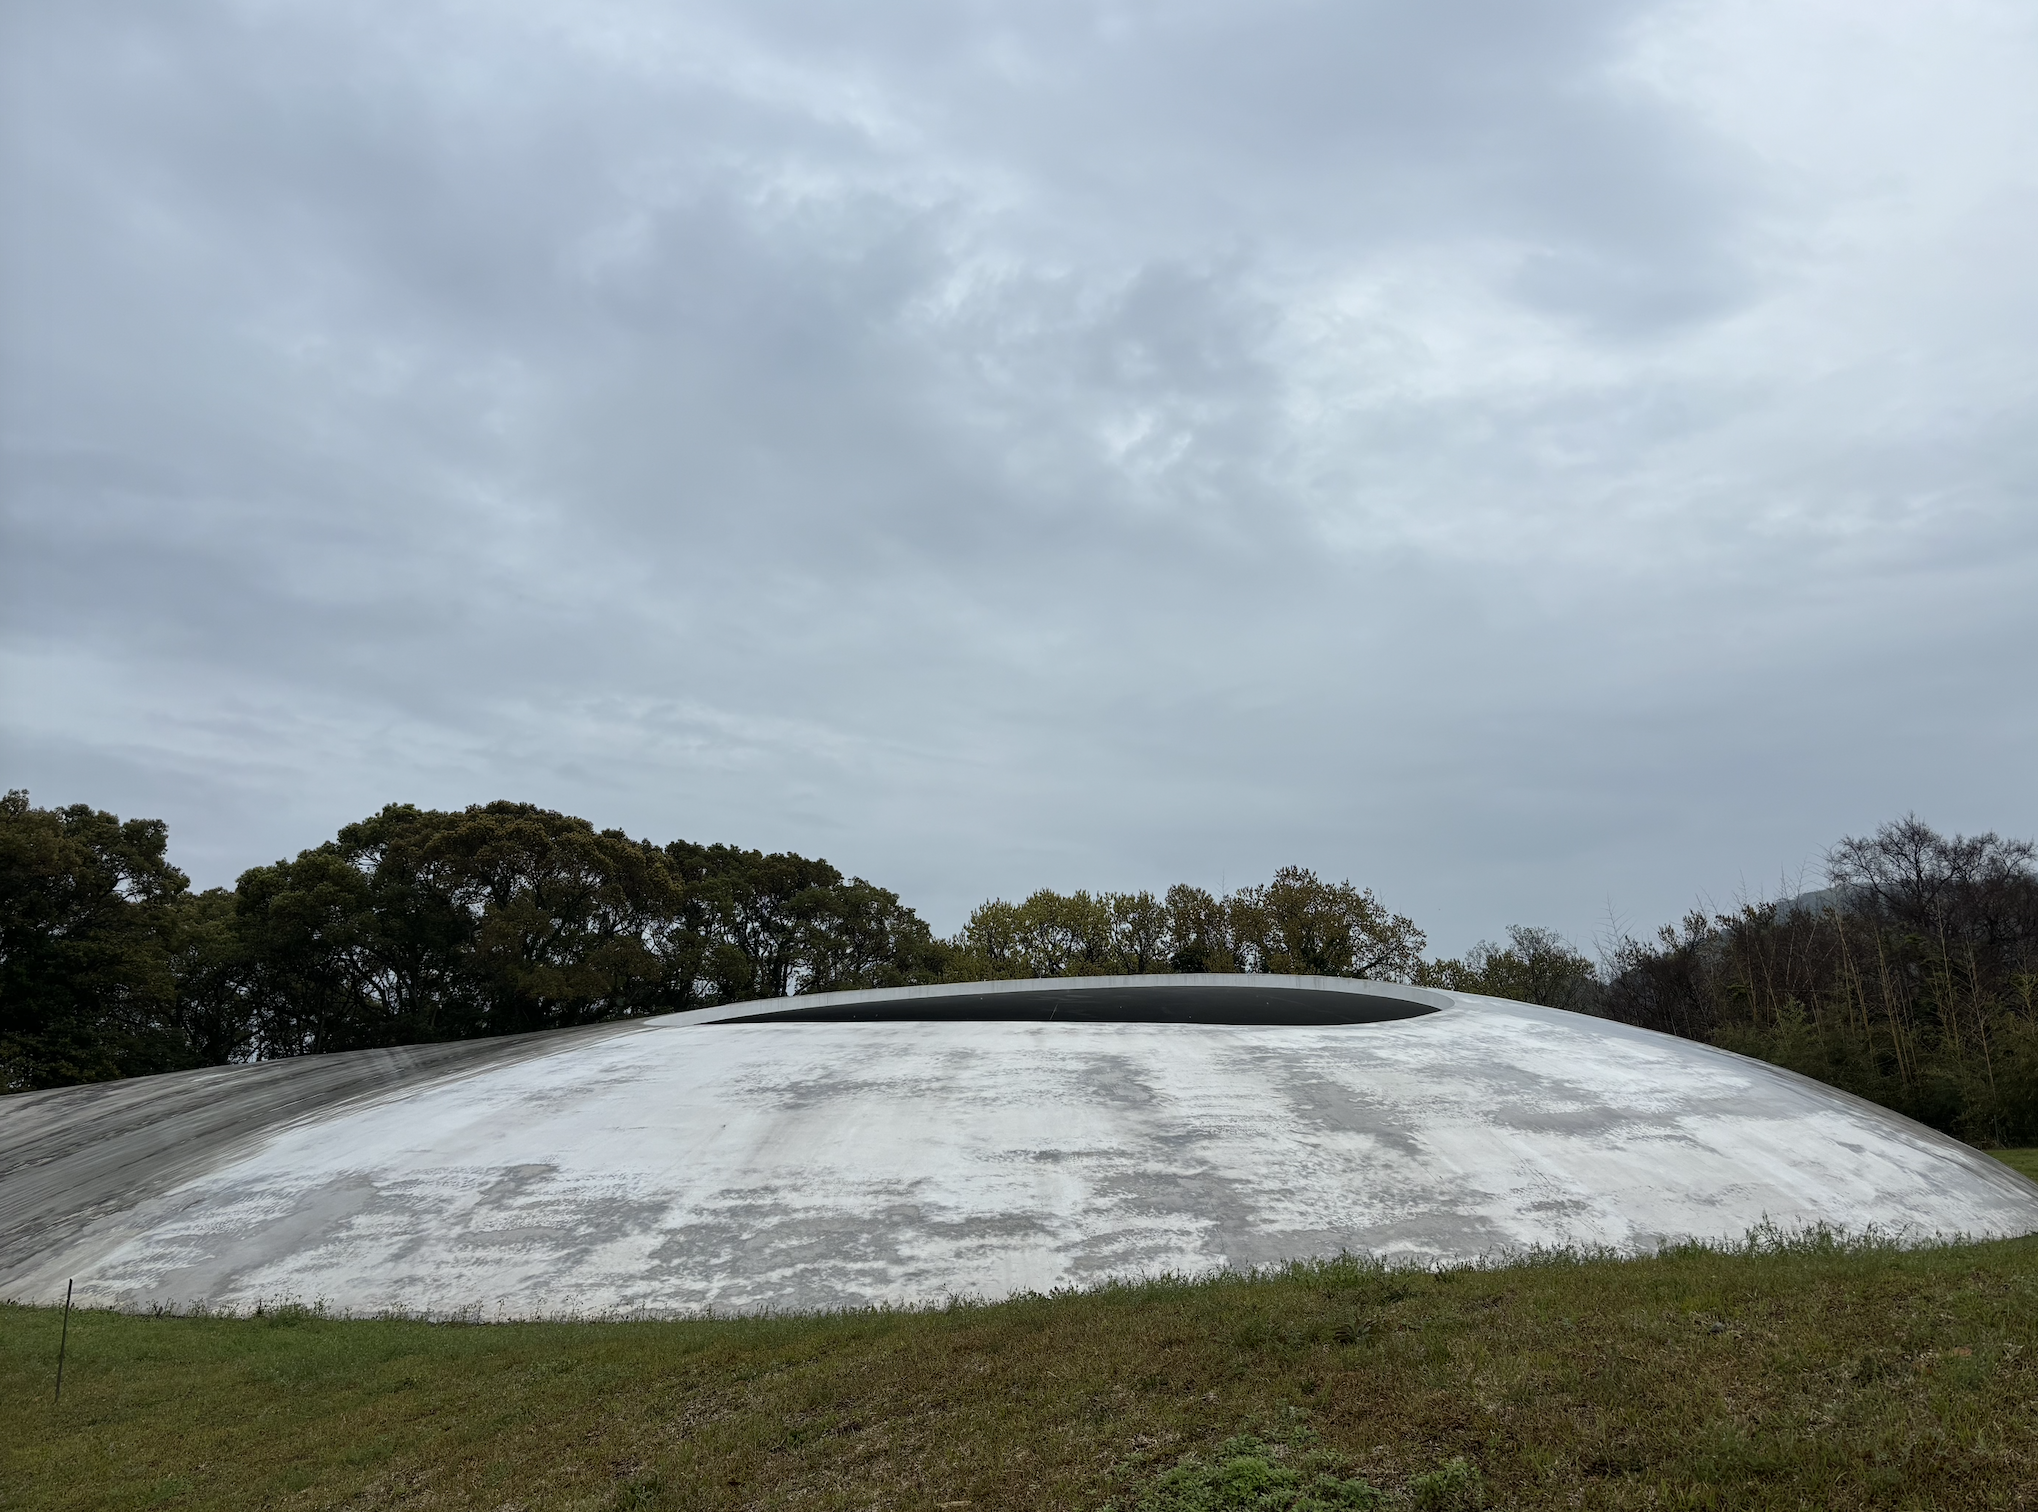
[54,1280,73,1404]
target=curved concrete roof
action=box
[5,975,2036,1318]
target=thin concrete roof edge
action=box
[646,973,1461,1026]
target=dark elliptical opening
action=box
[715,982,1438,1026]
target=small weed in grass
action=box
[1124,1434,1385,1511]
[1406,1458,1482,1510]
[609,1472,666,1509]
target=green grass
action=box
[8,1235,2038,1510]
[1990,1147,2038,1183]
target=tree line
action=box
[0,794,1425,1088]
[1410,819,2038,1146]
[4,791,2035,1144]
[1590,818,2038,1147]
[944,868,1427,982]
[0,795,950,1086]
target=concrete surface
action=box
[4,975,2036,1318]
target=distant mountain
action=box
[1773,883,1864,920]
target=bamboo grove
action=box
[1594,818,2038,1145]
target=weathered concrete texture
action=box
[0,1021,643,1284]
[4,976,2035,1318]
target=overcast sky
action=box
[4,0,2035,955]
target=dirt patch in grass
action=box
[6,1235,2038,1510]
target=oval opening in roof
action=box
[714,979,1439,1025]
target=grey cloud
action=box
[3,0,2035,952]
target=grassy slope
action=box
[8,1226,2038,1512]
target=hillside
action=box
[7,1204,2038,1510]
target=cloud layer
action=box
[6,0,2036,950]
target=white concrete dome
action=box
[5,975,2036,1318]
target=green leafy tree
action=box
[233,802,689,1052]
[1229,866,1427,981]
[949,888,1139,978]
[1165,884,1240,973]
[670,842,949,998]
[945,869,1426,984]
[233,846,395,1055]
[424,803,681,1033]
[160,887,254,1066]
[944,895,1030,979]
[1110,890,1172,973]
[1420,924,1599,1011]
[796,876,952,994]
[0,791,191,1089]
[669,844,845,1001]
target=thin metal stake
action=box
[54,1280,73,1404]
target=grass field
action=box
[6,1165,2038,1511]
